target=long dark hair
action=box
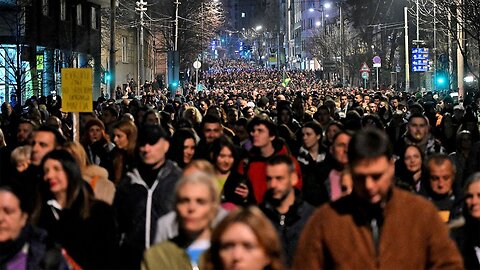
[166,128,196,168]
[41,149,94,219]
[209,135,238,172]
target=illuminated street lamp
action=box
[309,3,331,31]
[464,75,474,83]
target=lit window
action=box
[121,36,128,63]
[76,4,82,26]
[42,0,49,16]
[91,7,97,29]
[60,0,66,21]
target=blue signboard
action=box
[412,66,428,72]
[412,47,429,72]
[412,48,429,54]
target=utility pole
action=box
[109,0,116,98]
[433,0,437,91]
[456,0,464,98]
[174,0,180,51]
[448,12,453,89]
[135,0,147,96]
[339,3,345,86]
[404,7,410,92]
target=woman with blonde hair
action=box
[63,141,115,205]
[142,172,221,270]
[111,119,137,184]
[205,206,285,270]
[10,145,31,173]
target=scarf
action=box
[0,225,30,267]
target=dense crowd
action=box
[0,61,479,269]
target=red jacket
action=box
[238,139,302,203]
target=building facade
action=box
[0,0,107,105]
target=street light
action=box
[464,75,474,83]
[309,4,330,33]
[255,25,263,31]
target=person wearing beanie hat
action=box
[80,119,115,175]
[114,124,182,268]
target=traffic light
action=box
[102,71,111,84]
[435,72,448,90]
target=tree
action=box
[422,0,479,82]
[150,0,224,69]
[343,0,408,87]
[308,20,368,85]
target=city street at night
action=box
[0,0,479,269]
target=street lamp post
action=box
[338,2,345,86]
[135,0,147,96]
[309,2,330,35]
[309,3,330,71]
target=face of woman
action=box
[183,138,196,165]
[466,181,480,219]
[0,191,28,242]
[404,146,422,173]
[279,109,291,124]
[219,222,270,270]
[216,146,235,174]
[113,129,129,150]
[43,159,68,196]
[144,113,160,126]
[302,127,320,149]
[326,125,340,143]
[176,183,215,235]
[88,125,103,143]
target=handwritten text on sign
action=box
[61,68,93,112]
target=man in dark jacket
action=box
[420,154,463,223]
[114,125,182,269]
[260,155,314,266]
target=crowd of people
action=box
[0,61,479,269]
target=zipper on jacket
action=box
[280,214,286,226]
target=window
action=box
[91,7,97,29]
[60,0,66,21]
[42,0,49,17]
[308,18,313,29]
[76,4,82,26]
[121,36,128,63]
[241,12,245,18]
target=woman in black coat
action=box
[210,136,256,206]
[37,150,118,269]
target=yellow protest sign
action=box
[61,68,93,112]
